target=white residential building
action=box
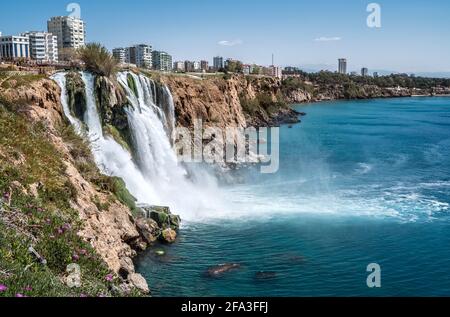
[0,35,30,60]
[268,65,283,79]
[21,32,58,63]
[173,61,185,72]
[193,61,201,71]
[127,44,152,69]
[47,16,85,51]
[112,47,127,64]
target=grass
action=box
[0,74,47,89]
[57,123,138,216]
[0,104,141,297]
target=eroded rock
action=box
[135,218,161,244]
[118,257,135,279]
[161,228,177,244]
[128,273,150,294]
[206,263,241,277]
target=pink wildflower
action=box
[105,274,114,282]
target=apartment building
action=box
[21,31,58,62]
[152,51,172,71]
[47,16,85,52]
[112,47,127,64]
[0,35,30,60]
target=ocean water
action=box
[136,97,450,297]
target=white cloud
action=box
[218,39,243,46]
[314,36,342,42]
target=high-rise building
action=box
[173,61,185,72]
[200,60,209,72]
[361,67,369,77]
[338,58,347,74]
[184,61,195,72]
[47,16,85,51]
[127,44,152,69]
[373,72,379,78]
[112,48,127,64]
[152,51,172,71]
[0,35,30,60]
[193,61,201,71]
[21,31,58,63]
[213,56,224,70]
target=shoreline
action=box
[289,93,450,108]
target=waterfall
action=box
[52,71,226,220]
[51,72,83,133]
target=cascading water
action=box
[51,72,83,133]
[52,71,226,221]
[117,72,224,218]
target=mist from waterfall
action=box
[52,71,226,221]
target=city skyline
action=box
[1,0,449,74]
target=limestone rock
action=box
[135,218,161,244]
[161,228,177,244]
[64,263,81,288]
[128,273,150,294]
[118,256,135,279]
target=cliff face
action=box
[282,82,432,104]
[0,74,147,296]
[159,74,300,128]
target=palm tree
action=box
[77,43,118,78]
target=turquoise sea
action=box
[136,97,450,296]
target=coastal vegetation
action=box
[284,70,450,90]
[0,105,140,297]
[77,43,118,78]
[1,61,449,297]
[240,93,288,116]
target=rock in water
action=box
[161,228,177,244]
[255,271,277,280]
[128,273,150,294]
[131,238,148,251]
[206,263,241,277]
[135,218,161,243]
[137,204,181,231]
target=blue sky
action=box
[1,0,449,73]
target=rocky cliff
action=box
[0,74,149,296]
[281,77,449,104]
[158,74,301,128]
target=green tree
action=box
[77,43,118,78]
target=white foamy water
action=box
[51,72,83,133]
[53,71,227,221]
[52,72,450,224]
